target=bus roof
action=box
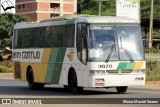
[77,16,139,23]
[14,15,140,29]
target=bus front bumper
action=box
[88,74,145,87]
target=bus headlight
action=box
[89,70,106,75]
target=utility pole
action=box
[98,0,108,16]
[98,0,101,16]
[149,0,154,50]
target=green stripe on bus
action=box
[125,62,135,69]
[51,48,66,84]
[45,48,67,84]
[117,62,135,70]
[117,62,127,70]
[45,48,59,83]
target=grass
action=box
[146,61,160,81]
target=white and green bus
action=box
[13,15,146,93]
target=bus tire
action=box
[68,70,83,93]
[36,83,44,89]
[116,86,128,93]
[27,68,44,90]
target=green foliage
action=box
[147,44,160,53]
[152,28,160,36]
[0,13,29,49]
[149,47,158,53]
[80,0,116,16]
[81,1,99,15]
[140,0,151,18]
[140,0,160,18]
[0,66,13,73]
[0,61,12,68]
[0,62,13,73]
[79,0,160,18]
[146,60,160,81]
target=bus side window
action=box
[30,28,38,48]
[57,33,63,47]
[14,30,18,48]
[52,26,63,47]
[65,25,74,47]
[46,27,52,47]
[24,29,30,48]
[38,27,46,47]
[17,30,23,48]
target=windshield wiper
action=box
[124,48,134,62]
[105,44,115,63]
[120,36,134,62]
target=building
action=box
[16,0,77,21]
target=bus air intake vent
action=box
[106,70,133,74]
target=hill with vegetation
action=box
[78,0,160,18]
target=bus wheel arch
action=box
[68,67,83,93]
[26,66,44,90]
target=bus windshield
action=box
[88,24,144,61]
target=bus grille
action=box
[106,70,133,74]
[14,62,21,79]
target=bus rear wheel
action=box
[116,86,128,93]
[68,71,83,93]
[27,68,44,90]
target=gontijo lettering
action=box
[13,51,40,59]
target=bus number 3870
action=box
[98,64,113,68]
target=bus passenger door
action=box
[76,23,88,86]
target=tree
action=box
[0,13,29,49]
[141,0,160,18]
[78,0,160,18]
[82,1,99,15]
[77,0,92,14]
[77,0,116,16]
[77,0,83,14]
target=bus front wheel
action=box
[27,68,44,90]
[116,86,128,93]
[68,71,83,93]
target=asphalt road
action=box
[0,79,160,107]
